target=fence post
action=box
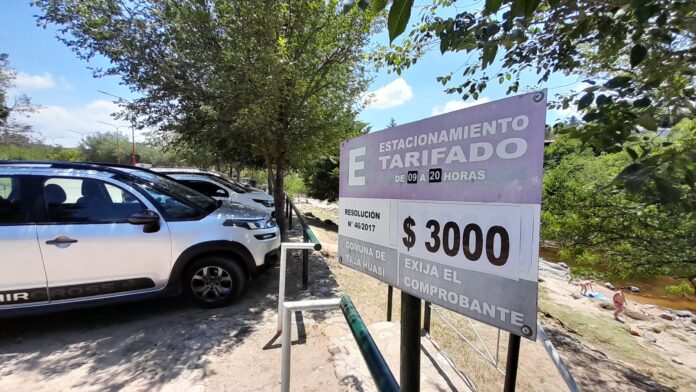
[386,285,393,322]
[302,231,309,290]
[503,333,521,392]
[401,292,421,392]
[277,243,289,332]
[423,301,431,334]
[280,306,293,392]
[288,198,293,228]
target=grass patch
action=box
[538,298,680,382]
[302,205,337,223]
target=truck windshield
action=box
[124,170,218,215]
[207,176,249,193]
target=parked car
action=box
[0,161,280,315]
[152,167,276,215]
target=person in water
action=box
[579,280,593,296]
[613,289,626,322]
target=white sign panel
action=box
[338,92,546,340]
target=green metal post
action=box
[423,301,431,334]
[386,285,393,322]
[340,295,399,392]
[285,195,289,217]
[305,228,322,251]
[401,292,421,392]
[288,198,293,228]
[302,231,309,289]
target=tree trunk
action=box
[273,159,287,240]
[266,156,274,195]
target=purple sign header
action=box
[339,91,547,204]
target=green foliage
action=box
[49,147,85,162]
[79,132,178,166]
[365,0,696,211]
[0,135,181,166]
[569,267,607,281]
[542,133,696,279]
[302,156,340,202]
[387,0,414,43]
[0,143,56,160]
[0,53,35,141]
[35,0,380,235]
[283,173,306,198]
[665,281,695,297]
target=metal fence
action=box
[280,294,399,392]
[284,193,320,289]
[412,291,580,391]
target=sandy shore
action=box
[538,261,696,391]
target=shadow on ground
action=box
[545,327,676,392]
[0,226,342,391]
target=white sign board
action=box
[338,92,546,339]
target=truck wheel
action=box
[184,256,246,308]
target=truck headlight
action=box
[223,218,274,230]
[253,199,274,208]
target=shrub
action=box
[665,281,695,297]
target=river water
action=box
[539,248,696,312]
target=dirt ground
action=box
[3,198,694,391]
[298,199,696,392]
[0,222,469,392]
[0,231,346,392]
[539,272,696,391]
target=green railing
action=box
[281,295,399,392]
[340,295,399,392]
[284,193,321,289]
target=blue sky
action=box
[1,1,579,147]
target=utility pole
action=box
[65,130,98,143]
[131,125,136,165]
[97,90,138,165]
[96,121,129,164]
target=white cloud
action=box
[58,76,74,90]
[549,106,579,120]
[21,99,147,147]
[431,97,492,116]
[14,72,56,90]
[363,78,414,109]
[548,82,590,120]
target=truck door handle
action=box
[46,236,78,245]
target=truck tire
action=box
[183,256,246,308]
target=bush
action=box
[665,281,695,297]
[283,172,306,198]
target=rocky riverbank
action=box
[539,259,696,391]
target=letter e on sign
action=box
[349,147,366,186]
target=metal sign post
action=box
[503,333,521,392]
[401,292,421,392]
[337,91,547,391]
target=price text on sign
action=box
[397,201,527,281]
[402,217,510,266]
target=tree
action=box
[301,119,368,201]
[49,147,85,162]
[79,132,179,165]
[302,156,340,202]
[542,132,696,280]
[358,0,695,211]
[0,53,36,144]
[35,0,379,238]
[387,117,397,127]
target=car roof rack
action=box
[0,160,168,182]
